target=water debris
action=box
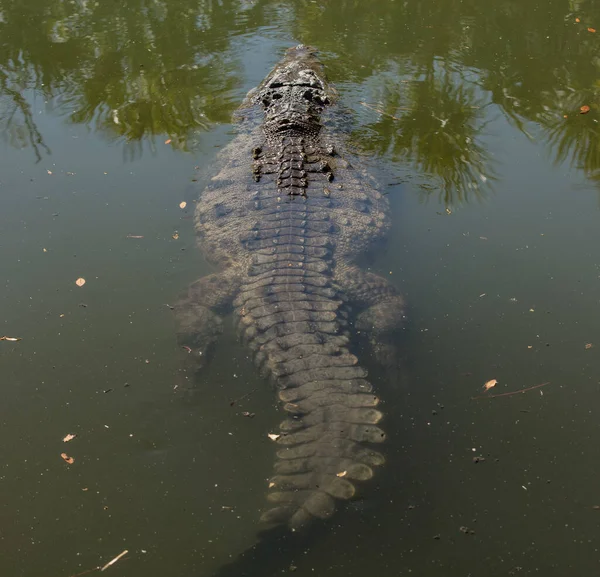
[47,169,53,175]
[100,550,128,572]
[63,434,76,443]
[472,382,550,400]
[576,17,581,22]
[75,278,86,287]
[336,471,348,477]
[585,343,593,350]
[588,27,596,33]
[359,101,404,121]
[268,482,276,488]
[182,346,192,353]
[60,453,75,464]
[580,105,591,114]
[241,411,255,418]
[0,336,22,342]
[229,388,257,407]
[165,139,172,145]
[172,232,180,240]
[267,433,281,441]
[179,201,187,209]
[483,379,497,391]
[126,235,144,239]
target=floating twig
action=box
[471,382,550,400]
[359,101,409,121]
[67,568,99,577]
[100,550,128,572]
[229,388,257,407]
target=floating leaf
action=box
[0,336,22,342]
[483,379,497,391]
[336,471,348,477]
[60,453,75,464]
[267,433,280,441]
[75,278,86,287]
[580,105,591,114]
[63,433,76,443]
[576,17,581,23]
[165,139,172,145]
[585,343,593,350]
[588,27,596,33]
[172,232,180,240]
[179,202,187,209]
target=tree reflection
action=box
[1,0,600,199]
[352,69,495,205]
[0,0,255,159]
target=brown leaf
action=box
[267,433,281,441]
[165,139,172,145]
[585,343,593,349]
[576,17,581,23]
[75,278,86,287]
[63,433,77,443]
[336,471,348,477]
[0,336,22,342]
[179,201,187,209]
[580,105,591,114]
[588,27,596,33]
[172,232,180,240]
[483,379,498,391]
[60,453,75,464]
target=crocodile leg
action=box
[174,269,241,370]
[336,265,406,369]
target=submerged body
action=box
[176,45,405,532]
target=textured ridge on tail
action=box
[232,181,387,529]
[264,359,386,530]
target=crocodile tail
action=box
[262,345,385,530]
[236,270,386,530]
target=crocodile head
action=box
[256,45,336,137]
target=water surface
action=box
[2,1,600,576]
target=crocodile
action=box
[176,44,405,551]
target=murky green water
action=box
[3,0,600,575]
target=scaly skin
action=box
[176,45,405,531]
